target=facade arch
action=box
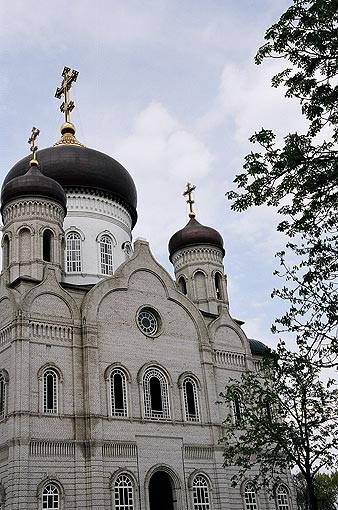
[178,372,201,423]
[275,483,291,510]
[213,271,224,300]
[37,478,64,510]
[105,364,130,418]
[110,469,138,510]
[241,481,259,510]
[145,464,182,510]
[65,230,83,273]
[177,275,187,295]
[97,231,116,275]
[139,364,171,420]
[38,364,63,415]
[0,369,9,421]
[188,472,213,510]
[2,233,11,269]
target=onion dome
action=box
[2,144,138,227]
[168,217,225,261]
[248,338,270,356]
[1,161,67,211]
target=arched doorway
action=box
[149,471,174,510]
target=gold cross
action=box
[183,182,196,218]
[55,66,79,123]
[28,126,40,165]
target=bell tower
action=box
[1,128,67,284]
[168,183,228,315]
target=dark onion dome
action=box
[168,217,225,261]
[1,162,67,211]
[249,338,270,356]
[2,144,138,227]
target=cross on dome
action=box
[28,126,40,166]
[183,182,196,218]
[55,66,79,124]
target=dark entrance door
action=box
[149,471,174,510]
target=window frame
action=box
[192,474,211,510]
[0,371,8,421]
[113,473,135,510]
[182,376,200,422]
[43,369,59,415]
[41,482,61,510]
[143,367,170,420]
[66,231,82,273]
[99,233,114,275]
[110,368,128,418]
[275,484,290,510]
[244,482,258,510]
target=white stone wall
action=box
[63,191,133,285]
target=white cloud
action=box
[111,102,213,256]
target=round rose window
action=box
[137,308,159,336]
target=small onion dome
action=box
[168,217,225,262]
[1,162,67,211]
[3,144,137,227]
[248,338,270,356]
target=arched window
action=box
[143,367,170,420]
[276,484,290,510]
[114,474,134,510]
[183,377,200,422]
[233,391,242,425]
[194,271,207,301]
[66,232,82,272]
[3,235,10,269]
[110,368,128,417]
[192,475,211,510]
[43,230,53,262]
[100,235,114,275]
[244,482,258,510]
[43,369,58,414]
[0,373,7,420]
[42,483,60,509]
[19,227,31,261]
[178,276,187,295]
[214,272,223,300]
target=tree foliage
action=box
[294,471,338,510]
[226,0,338,364]
[220,344,338,510]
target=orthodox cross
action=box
[183,182,196,218]
[55,66,79,123]
[28,126,40,164]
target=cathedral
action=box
[0,68,294,509]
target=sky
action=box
[0,0,307,349]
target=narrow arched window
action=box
[100,235,113,275]
[276,484,290,510]
[178,276,187,295]
[3,235,10,269]
[43,230,53,262]
[183,377,200,422]
[233,391,242,425]
[192,475,211,510]
[114,474,134,510]
[110,369,128,417]
[42,483,60,509]
[0,374,7,420]
[43,369,58,414]
[244,482,258,510]
[143,368,170,419]
[19,228,31,261]
[66,232,82,272]
[215,272,223,300]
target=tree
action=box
[226,0,338,364]
[294,471,338,510]
[219,344,338,510]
